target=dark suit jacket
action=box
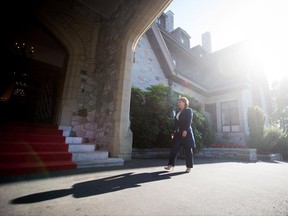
[173,108,196,148]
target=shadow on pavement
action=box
[10,170,186,204]
[1,158,285,184]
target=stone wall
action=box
[214,133,248,145]
[132,148,170,159]
[132,35,169,90]
[132,31,205,102]
[132,147,258,161]
[41,0,142,150]
[132,148,284,162]
[197,148,257,161]
[38,0,119,149]
[72,1,140,150]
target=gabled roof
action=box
[170,27,191,39]
[202,41,251,89]
[146,22,253,96]
[159,26,203,63]
[146,23,175,79]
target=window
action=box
[172,58,176,66]
[191,70,200,82]
[156,18,161,25]
[156,15,166,29]
[205,103,217,132]
[221,100,240,132]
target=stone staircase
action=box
[0,122,124,177]
[59,125,124,168]
[0,122,77,177]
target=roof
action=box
[170,27,191,39]
[147,22,256,95]
[201,41,252,89]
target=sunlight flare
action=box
[235,0,288,85]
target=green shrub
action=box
[257,125,288,160]
[272,133,288,160]
[261,125,286,154]
[192,109,214,152]
[247,106,265,148]
[130,84,213,150]
[130,85,173,149]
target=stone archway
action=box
[41,0,172,160]
[36,6,100,126]
[104,1,173,159]
[0,7,68,124]
[1,0,172,161]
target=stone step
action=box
[59,125,124,169]
[58,125,72,131]
[68,143,96,153]
[72,151,109,163]
[62,130,70,137]
[69,145,125,168]
[65,137,83,144]
[76,158,124,168]
[58,125,72,137]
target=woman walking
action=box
[165,97,196,173]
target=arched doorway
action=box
[0,18,67,124]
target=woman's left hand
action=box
[182,130,187,137]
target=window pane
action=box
[230,108,239,124]
[230,101,238,108]
[221,100,240,132]
[221,110,230,124]
[221,102,230,110]
[223,126,230,132]
[231,125,240,132]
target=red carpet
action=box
[0,122,77,177]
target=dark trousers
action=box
[168,134,193,168]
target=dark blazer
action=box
[173,108,196,148]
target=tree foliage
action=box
[270,77,288,132]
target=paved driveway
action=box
[1,158,288,216]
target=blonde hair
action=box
[178,97,189,108]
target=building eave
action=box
[159,26,204,64]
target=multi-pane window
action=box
[221,100,240,132]
[156,15,166,29]
[205,103,217,132]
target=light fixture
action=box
[15,41,35,57]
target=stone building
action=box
[0,1,271,177]
[0,0,172,165]
[132,10,270,146]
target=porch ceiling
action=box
[78,0,125,18]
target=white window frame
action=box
[221,100,240,133]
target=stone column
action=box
[108,0,172,160]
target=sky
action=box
[165,0,288,86]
